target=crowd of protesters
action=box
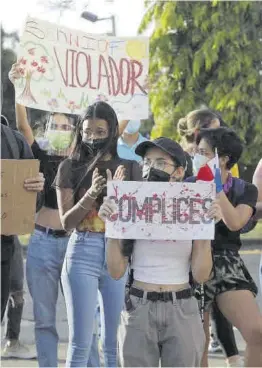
[1,62,262,368]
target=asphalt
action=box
[1,241,262,367]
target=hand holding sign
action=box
[207,199,222,223]
[9,63,21,85]
[24,172,45,192]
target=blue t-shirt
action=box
[117,134,148,162]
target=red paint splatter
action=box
[41,56,48,63]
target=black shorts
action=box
[197,250,258,311]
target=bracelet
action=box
[78,202,88,211]
[86,191,97,200]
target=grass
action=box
[18,221,262,246]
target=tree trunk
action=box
[18,72,37,104]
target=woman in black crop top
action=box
[55,101,141,367]
[191,127,262,367]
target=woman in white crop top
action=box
[99,138,220,367]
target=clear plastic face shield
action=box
[36,113,75,156]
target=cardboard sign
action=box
[15,17,149,120]
[106,181,215,240]
[1,160,39,235]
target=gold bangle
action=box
[86,191,97,200]
[78,202,88,211]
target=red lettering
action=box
[54,47,68,86]
[70,33,79,48]
[97,55,111,95]
[98,39,108,53]
[130,60,144,95]
[119,58,130,95]
[76,52,89,87]
[57,29,68,44]
[88,55,97,90]
[69,50,77,87]
[108,57,120,96]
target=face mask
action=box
[143,167,171,182]
[82,138,107,156]
[124,120,141,135]
[192,154,209,175]
[35,137,50,151]
[45,130,72,151]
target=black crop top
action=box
[31,140,64,210]
[55,157,142,232]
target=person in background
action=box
[252,159,262,293]
[178,108,241,367]
[117,119,148,162]
[188,127,262,367]
[1,115,45,325]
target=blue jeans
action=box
[62,230,127,367]
[26,229,69,367]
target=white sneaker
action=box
[208,340,223,353]
[1,340,36,359]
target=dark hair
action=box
[196,127,243,169]
[71,101,119,168]
[177,109,219,144]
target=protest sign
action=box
[106,181,215,240]
[1,159,39,235]
[15,16,149,120]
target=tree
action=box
[1,27,50,130]
[139,1,262,166]
[16,42,55,105]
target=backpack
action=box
[1,125,20,159]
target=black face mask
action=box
[143,167,171,182]
[82,138,107,156]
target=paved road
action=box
[1,245,261,367]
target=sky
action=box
[1,0,148,37]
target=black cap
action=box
[135,137,187,168]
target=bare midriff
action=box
[133,280,190,292]
[35,206,64,230]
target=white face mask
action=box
[192,153,209,175]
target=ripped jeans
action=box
[5,236,24,341]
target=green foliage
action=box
[139,1,262,165]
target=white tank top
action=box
[132,239,192,284]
